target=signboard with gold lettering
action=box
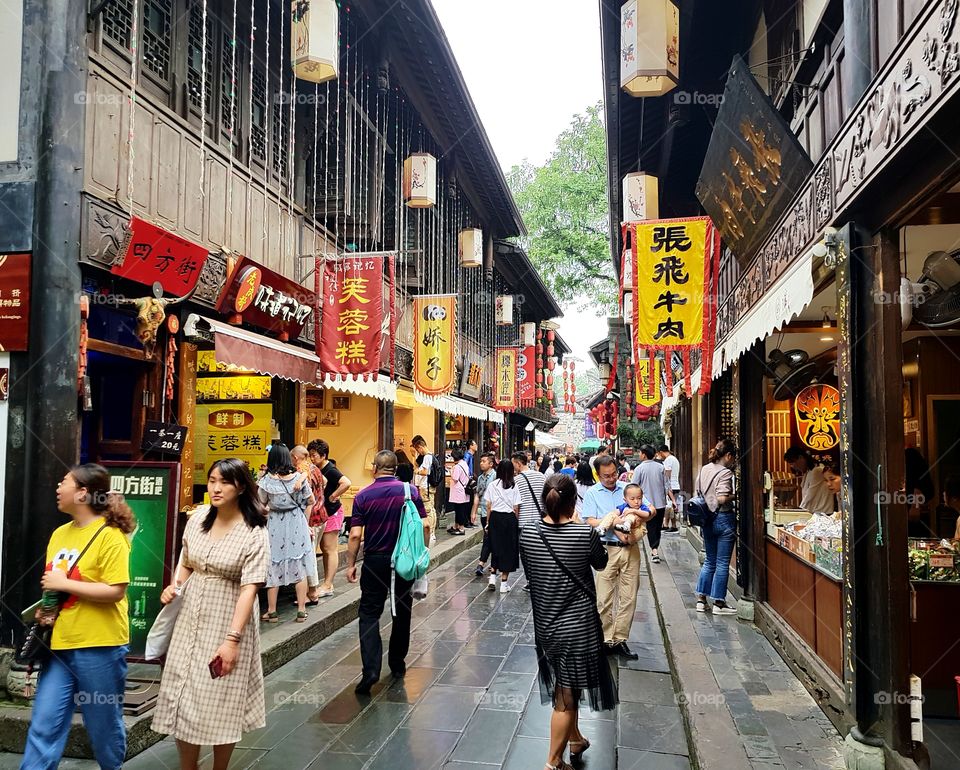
[494,348,518,410]
[413,294,457,397]
[630,216,720,393]
[459,353,483,400]
[196,376,272,402]
[696,56,813,267]
[217,256,315,339]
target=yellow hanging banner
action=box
[633,218,714,347]
[494,348,518,410]
[413,294,457,397]
[635,358,662,407]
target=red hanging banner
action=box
[318,255,392,379]
[113,217,209,295]
[517,344,535,407]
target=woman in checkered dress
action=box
[153,459,270,768]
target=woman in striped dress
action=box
[520,474,617,770]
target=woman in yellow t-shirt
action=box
[21,463,134,770]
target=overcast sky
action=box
[431,0,609,363]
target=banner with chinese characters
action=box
[517,345,535,407]
[635,357,662,407]
[193,402,272,478]
[113,218,208,295]
[318,255,393,378]
[413,294,457,397]
[494,347,518,410]
[459,353,483,400]
[103,461,179,660]
[629,217,720,393]
[217,256,316,339]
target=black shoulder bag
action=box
[16,523,109,667]
[687,468,724,528]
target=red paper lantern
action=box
[547,373,554,387]
[546,343,554,357]
[546,330,555,342]
[536,386,544,400]
[536,370,543,384]
[536,342,544,356]
[547,358,556,371]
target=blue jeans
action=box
[696,513,736,602]
[21,645,128,770]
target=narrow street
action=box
[0,534,845,769]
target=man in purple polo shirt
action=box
[346,450,429,694]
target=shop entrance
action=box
[80,349,152,463]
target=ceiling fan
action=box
[902,249,960,328]
[766,348,820,401]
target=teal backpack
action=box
[390,483,430,613]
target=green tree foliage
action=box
[507,103,616,312]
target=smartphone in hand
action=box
[208,656,224,679]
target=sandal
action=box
[295,610,308,623]
[544,762,574,770]
[569,738,591,761]
[261,611,279,623]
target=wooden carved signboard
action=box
[696,56,813,268]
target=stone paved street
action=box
[0,534,848,769]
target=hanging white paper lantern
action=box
[496,295,514,325]
[622,172,659,222]
[623,290,634,325]
[458,228,483,268]
[291,0,339,84]
[403,153,437,208]
[620,0,680,98]
[520,322,536,347]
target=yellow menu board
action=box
[194,402,272,478]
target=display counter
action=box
[765,536,843,678]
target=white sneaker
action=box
[488,574,497,591]
[712,602,737,615]
[695,600,708,613]
[429,534,436,547]
[499,581,511,594]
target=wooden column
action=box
[738,341,768,601]
[838,224,911,756]
[178,342,198,511]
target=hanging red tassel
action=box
[664,348,674,393]
[683,349,692,394]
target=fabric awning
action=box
[413,390,490,420]
[712,247,816,377]
[184,315,397,401]
[486,409,504,424]
[185,314,322,384]
[535,430,565,449]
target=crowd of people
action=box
[22,435,745,770]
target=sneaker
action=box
[651,554,661,564]
[695,600,708,613]
[522,584,531,592]
[712,602,738,615]
[429,534,437,547]
[499,581,511,594]
[475,565,485,577]
[615,642,639,660]
[488,574,497,591]
[453,529,465,536]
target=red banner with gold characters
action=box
[318,255,393,378]
[627,216,720,394]
[517,345,535,407]
[495,347,518,410]
[413,295,457,396]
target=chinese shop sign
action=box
[196,376,272,402]
[494,347,518,410]
[459,353,483,400]
[196,349,254,374]
[112,218,208,295]
[413,294,457,397]
[629,217,720,393]
[635,357,662,407]
[103,461,179,660]
[318,255,394,377]
[0,253,30,351]
[217,256,315,340]
[794,384,841,452]
[193,403,272,477]
[695,56,812,267]
[516,345,535,407]
[140,421,189,456]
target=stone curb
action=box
[0,528,484,760]
[642,538,749,770]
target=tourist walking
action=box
[582,455,648,659]
[308,439,351,597]
[694,439,739,615]
[473,452,497,576]
[573,462,595,521]
[483,459,521,593]
[291,445,323,604]
[20,464,134,770]
[520,474,618,770]
[658,444,681,532]
[632,445,668,564]
[258,444,315,623]
[514,451,546,591]
[412,435,440,546]
[346,451,429,694]
[153,458,270,770]
[447,448,471,536]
